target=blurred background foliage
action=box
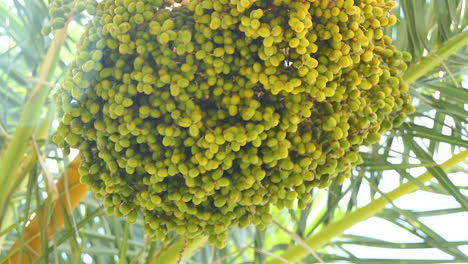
[0,0,467,263]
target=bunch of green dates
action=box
[54,0,413,248]
[42,0,97,35]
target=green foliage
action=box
[0,0,467,263]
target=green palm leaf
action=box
[0,0,467,263]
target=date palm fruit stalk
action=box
[54,0,413,248]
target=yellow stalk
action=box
[0,18,71,230]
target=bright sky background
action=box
[341,138,468,260]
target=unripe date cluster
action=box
[43,0,98,34]
[54,0,413,248]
